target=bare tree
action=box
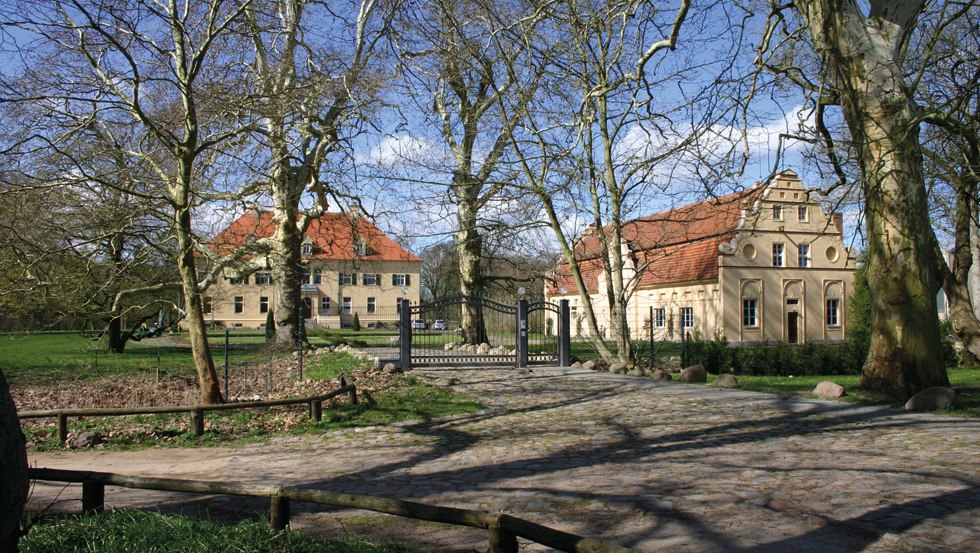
[757,0,958,396]
[241,0,388,344]
[390,0,541,344]
[0,0,258,404]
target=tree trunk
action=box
[272,200,305,345]
[941,172,980,364]
[107,316,128,354]
[456,194,486,345]
[175,206,223,405]
[795,0,948,397]
[0,370,28,552]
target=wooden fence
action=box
[19,382,358,444]
[29,467,631,553]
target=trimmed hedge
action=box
[680,331,866,376]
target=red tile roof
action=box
[549,189,761,294]
[208,211,420,262]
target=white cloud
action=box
[359,134,446,168]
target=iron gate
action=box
[397,297,570,370]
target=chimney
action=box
[833,213,843,235]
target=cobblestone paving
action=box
[29,367,980,552]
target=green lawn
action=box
[22,509,420,553]
[707,366,980,417]
[0,331,275,385]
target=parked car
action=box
[412,319,427,330]
[432,319,448,331]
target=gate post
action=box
[517,299,528,368]
[559,299,571,367]
[399,298,412,371]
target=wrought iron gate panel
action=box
[527,301,559,365]
[408,295,518,367]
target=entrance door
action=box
[787,312,799,344]
[302,297,312,319]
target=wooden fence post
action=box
[81,480,105,513]
[349,385,358,405]
[190,409,204,437]
[488,522,518,553]
[56,412,68,444]
[309,400,322,421]
[269,495,290,530]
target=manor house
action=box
[546,170,856,344]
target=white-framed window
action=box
[259,296,269,313]
[342,297,352,314]
[362,273,380,286]
[680,307,694,329]
[229,275,248,285]
[312,269,321,284]
[392,274,410,286]
[302,243,313,256]
[798,244,810,268]
[254,272,272,285]
[772,243,784,267]
[339,273,356,285]
[742,298,758,327]
[321,297,330,313]
[367,297,376,314]
[826,298,841,326]
[654,308,665,328]
[202,297,212,314]
[798,205,809,222]
[773,205,783,221]
[234,296,244,314]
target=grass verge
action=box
[22,509,420,553]
[705,366,980,417]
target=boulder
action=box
[677,364,706,383]
[713,374,740,388]
[444,343,455,351]
[904,387,957,411]
[628,368,646,377]
[813,381,846,399]
[582,360,596,371]
[651,368,671,380]
[477,343,492,354]
[609,362,628,374]
[72,432,102,448]
[382,363,401,374]
[571,361,583,368]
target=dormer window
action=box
[302,243,313,256]
[354,239,368,257]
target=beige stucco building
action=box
[546,171,857,344]
[202,210,420,329]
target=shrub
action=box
[264,309,276,342]
[352,312,361,332]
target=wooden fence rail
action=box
[19,383,358,444]
[29,467,631,553]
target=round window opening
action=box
[825,246,840,263]
[743,244,757,260]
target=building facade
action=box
[546,171,857,344]
[202,210,421,329]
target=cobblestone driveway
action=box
[29,367,980,552]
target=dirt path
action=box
[27,366,980,552]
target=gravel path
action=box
[27,366,980,552]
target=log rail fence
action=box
[29,467,631,553]
[18,381,358,444]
